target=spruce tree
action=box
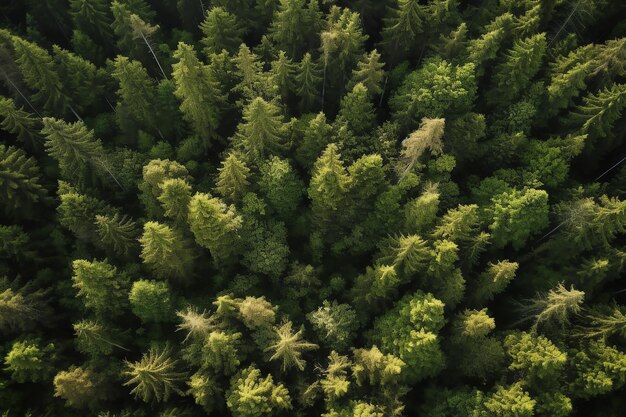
[0,144,47,216]
[270,51,296,103]
[94,213,138,256]
[295,52,322,112]
[0,96,41,147]
[349,49,386,96]
[569,83,626,139]
[200,7,244,56]
[172,42,222,139]
[12,36,67,113]
[216,153,251,203]
[235,97,286,162]
[139,221,195,281]
[71,259,129,318]
[380,0,424,63]
[266,321,318,371]
[158,178,192,225]
[53,366,106,409]
[123,347,186,402]
[226,365,292,417]
[69,0,113,44]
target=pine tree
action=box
[71,259,129,318]
[200,7,244,56]
[546,45,595,114]
[518,283,585,331]
[295,52,322,112]
[41,117,108,184]
[590,38,626,83]
[226,365,292,417]
[157,178,192,225]
[404,184,440,234]
[266,321,318,371]
[396,118,445,179]
[487,33,547,106]
[270,51,295,103]
[129,279,174,323]
[258,156,304,221]
[569,339,626,399]
[390,58,475,130]
[53,366,106,409]
[73,320,120,356]
[232,44,273,104]
[188,192,242,266]
[489,188,549,250]
[561,195,626,250]
[94,213,138,256]
[0,144,47,216]
[12,35,67,113]
[52,46,102,113]
[470,260,518,306]
[466,12,514,75]
[69,0,113,44]
[57,182,112,243]
[349,49,385,96]
[4,339,55,383]
[111,55,159,132]
[296,112,332,170]
[569,83,626,139]
[270,0,309,59]
[308,144,351,236]
[307,301,358,351]
[172,42,222,139]
[139,221,195,281]
[0,96,41,147]
[380,0,424,63]
[337,83,376,136]
[123,347,186,402]
[235,97,286,162]
[215,153,250,203]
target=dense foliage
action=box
[1,0,626,416]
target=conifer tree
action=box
[295,52,322,112]
[380,0,424,63]
[546,45,595,114]
[349,49,385,96]
[0,278,48,333]
[307,301,358,351]
[123,347,186,402]
[483,383,535,417]
[0,96,41,147]
[215,153,250,204]
[200,330,242,375]
[139,221,195,281]
[172,42,222,139]
[466,13,514,75]
[352,345,404,386]
[569,83,626,139]
[404,185,440,234]
[258,156,304,221]
[53,366,106,409]
[200,7,244,56]
[94,213,138,256]
[111,55,159,132]
[396,118,445,179]
[188,192,242,266]
[69,0,113,44]
[232,44,273,104]
[4,339,55,383]
[52,46,102,113]
[569,340,626,399]
[12,36,67,113]
[41,117,108,184]
[266,321,318,371]
[226,365,292,417]
[129,280,174,323]
[518,283,584,331]
[157,178,192,225]
[0,144,47,216]
[270,51,295,103]
[590,38,626,83]
[73,320,119,356]
[489,188,549,250]
[390,58,475,130]
[235,97,286,162]
[139,158,190,218]
[270,0,310,59]
[337,83,376,136]
[71,259,129,318]
[504,331,566,381]
[470,260,519,306]
[487,33,547,106]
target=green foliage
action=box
[0,144,47,216]
[200,7,244,56]
[129,280,174,323]
[139,221,195,281]
[390,58,476,130]
[0,96,40,147]
[53,366,106,409]
[216,153,250,203]
[72,259,128,317]
[258,156,304,220]
[226,365,292,417]
[4,339,54,383]
[307,300,358,351]
[235,97,286,162]
[123,347,186,402]
[504,331,566,380]
[483,383,535,417]
[266,321,318,371]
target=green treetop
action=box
[270,51,296,103]
[295,52,322,112]
[216,153,251,203]
[370,290,446,383]
[380,0,424,63]
[235,97,286,162]
[69,0,112,44]
[12,35,67,113]
[53,366,106,409]
[266,321,318,371]
[139,158,190,218]
[94,213,138,256]
[188,192,242,266]
[129,279,175,323]
[139,221,195,281]
[172,42,222,139]
[200,7,244,56]
[258,156,304,221]
[157,178,192,226]
[349,49,386,96]
[569,83,626,140]
[483,383,535,417]
[504,331,566,381]
[307,300,358,351]
[4,339,55,383]
[0,144,47,217]
[123,347,186,402]
[487,33,546,106]
[337,83,376,136]
[390,58,476,130]
[352,345,404,386]
[226,365,292,417]
[0,96,41,147]
[72,259,128,318]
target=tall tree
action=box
[234,97,286,162]
[295,52,322,112]
[200,7,244,56]
[380,0,424,63]
[123,347,186,402]
[172,42,222,140]
[0,145,47,217]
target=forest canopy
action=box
[1,0,626,416]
